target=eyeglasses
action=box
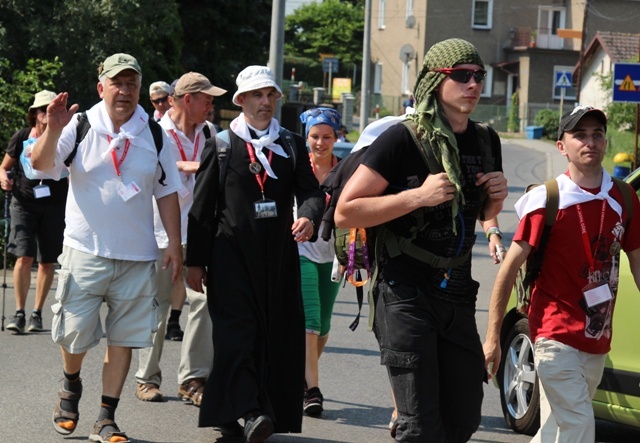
[432,68,487,84]
[36,106,48,113]
[151,96,169,105]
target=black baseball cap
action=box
[557,106,607,140]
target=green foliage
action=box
[507,91,519,132]
[595,71,636,132]
[176,0,273,108]
[285,0,364,80]
[533,108,560,138]
[0,57,62,152]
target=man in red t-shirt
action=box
[483,106,640,442]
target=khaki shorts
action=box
[51,246,159,353]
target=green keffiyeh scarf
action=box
[408,38,484,233]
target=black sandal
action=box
[52,384,82,435]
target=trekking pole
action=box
[1,171,12,331]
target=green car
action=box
[496,168,640,435]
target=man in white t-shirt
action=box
[135,72,226,406]
[32,53,182,443]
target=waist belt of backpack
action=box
[383,229,471,269]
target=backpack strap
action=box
[215,130,231,190]
[148,118,166,186]
[523,178,559,289]
[278,127,297,169]
[474,121,495,174]
[401,120,442,173]
[65,112,90,167]
[612,177,634,224]
[202,123,212,140]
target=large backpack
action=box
[320,119,497,330]
[514,177,635,313]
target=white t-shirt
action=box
[297,220,335,264]
[152,111,213,247]
[46,101,181,261]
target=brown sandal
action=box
[178,378,206,406]
[88,419,130,443]
[52,385,82,435]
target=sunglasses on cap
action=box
[151,96,169,105]
[432,68,487,84]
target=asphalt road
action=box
[1,136,639,442]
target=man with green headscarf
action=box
[336,38,507,442]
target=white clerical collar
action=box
[247,123,269,138]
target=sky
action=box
[286,0,316,15]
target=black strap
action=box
[65,112,90,167]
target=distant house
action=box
[577,31,640,110]
[370,0,639,129]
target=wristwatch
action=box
[486,226,503,240]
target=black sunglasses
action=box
[432,68,487,84]
[151,96,169,105]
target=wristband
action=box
[486,226,502,240]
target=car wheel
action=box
[497,317,540,436]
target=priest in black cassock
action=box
[186,65,324,443]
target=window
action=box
[378,0,386,29]
[552,66,576,100]
[538,6,565,49]
[472,0,492,29]
[480,66,493,98]
[401,59,411,95]
[406,0,414,19]
[374,63,383,94]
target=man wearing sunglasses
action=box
[149,81,172,121]
[336,38,507,442]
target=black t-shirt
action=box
[363,121,502,303]
[6,127,69,205]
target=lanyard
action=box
[308,153,337,175]
[346,227,370,287]
[246,142,273,198]
[575,200,607,272]
[107,136,131,179]
[169,129,199,162]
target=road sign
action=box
[555,70,572,88]
[613,63,640,103]
[322,57,339,73]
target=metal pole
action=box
[576,0,589,103]
[1,172,12,331]
[268,0,286,120]
[359,0,372,132]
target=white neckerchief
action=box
[85,100,155,163]
[515,169,622,221]
[230,113,289,179]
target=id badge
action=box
[117,180,141,202]
[33,184,51,199]
[254,199,277,219]
[582,281,613,308]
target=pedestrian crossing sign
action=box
[555,71,572,88]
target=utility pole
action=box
[359,0,372,132]
[269,0,286,120]
[576,0,589,104]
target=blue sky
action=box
[286,0,315,15]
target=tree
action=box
[175,0,273,108]
[0,57,62,150]
[0,0,182,111]
[285,0,364,80]
[596,72,637,131]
